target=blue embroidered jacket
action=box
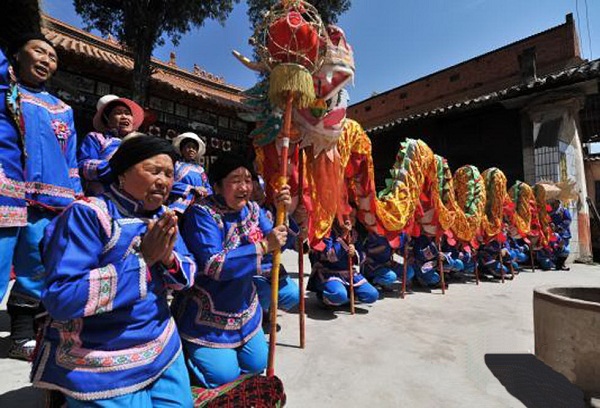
[20,84,81,208]
[411,235,454,273]
[361,232,400,277]
[550,204,572,242]
[0,49,26,226]
[173,196,269,348]
[308,226,368,287]
[169,161,212,214]
[31,185,195,401]
[77,131,121,195]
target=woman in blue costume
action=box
[409,235,458,289]
[308,215,379,307]
[3,34,82,360]
[360,230,404,292]
[549,198,571,270]
[477,238,513,279]
[172,154,291,389]
[78,94,144,196]
[32,136,195,407]
[169,132,212,214]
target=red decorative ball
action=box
[267,11,319,67]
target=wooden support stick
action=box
[297,149,305,349]
[401,238,409,299]
[267,92,293,377]
[347,235,356,315]
[436,236,446,294]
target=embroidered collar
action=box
[104,183,161,218]
[206,194,250,215]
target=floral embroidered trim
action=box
[27,180,75,199]
[138,254,148,299]
[52,318,176,372]
[102,221,121,254]
[34,343,182,401]
[191,286,259,331]
[75,199,112,238]
[20,92,71,114]
[84,264,117,316]
[0,166,27,199]
[203,201,261,279]
[0,205,27,227]
[181,322,262,349]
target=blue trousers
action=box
[0,227,18,303]
[254,275,300,311]
[65,352,193,407]
[0,210,53,305]
[319,279,379,306]
[184,329,268,389]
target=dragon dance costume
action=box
[308,224,379,306]
[172,196,271,389]
[31,185,195,405]
[77,130,121,196]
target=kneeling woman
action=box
[32,136,195,407]
[172,154,290,388]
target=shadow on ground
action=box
[485,353,585,408]
[0,386,45,407]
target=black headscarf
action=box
[209,153,258,187]
[109,135,177,177]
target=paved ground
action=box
[0,254,598,407]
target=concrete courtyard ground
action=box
[0,252,597,407]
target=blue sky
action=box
[43,0,599,104]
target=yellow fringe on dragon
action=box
[480,168,509,239]
[508,181,535,237]
[452,165,486,243]
[533,183,553,247]
[430,155,458,232]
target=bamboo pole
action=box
[297,149,305,349]
[267,92,293,377]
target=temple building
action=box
[41,15,251,172]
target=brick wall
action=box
[350,14,583,130]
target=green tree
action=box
[247,0,351,31]
[73,0,238,105]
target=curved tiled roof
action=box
[42,15,246,109]
[368,58,600,134]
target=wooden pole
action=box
[267,92,293,377]
[297,149,306,349]
[473,248,480,285]
[498,249,505,284]
[436,236,446,294]
[401,237,409,299]
[347,231,356,315]
[529,244,536,273]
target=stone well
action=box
[534,286,600,400]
